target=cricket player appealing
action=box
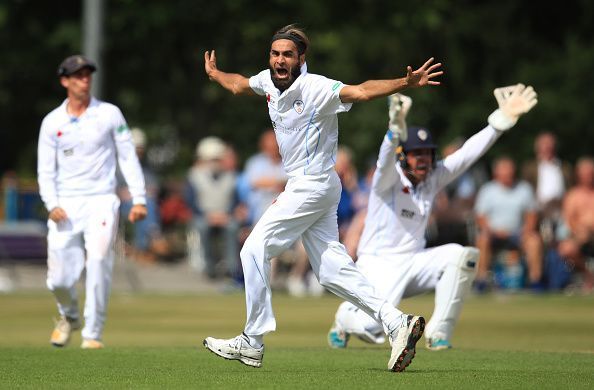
[38,55,147,349]
[202,24,443,372]
[328,84,538,350]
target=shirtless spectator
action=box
[558,157,594,292]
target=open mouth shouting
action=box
[274,66,290,79]
[270,64,301,92]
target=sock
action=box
[242,333,263,348]
[379,302,405,336]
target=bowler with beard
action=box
[202,24,443,372]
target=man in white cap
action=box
[186,136,241,279]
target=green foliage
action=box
[2,0,594,176]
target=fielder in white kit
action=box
[202,24,443,372]
[37,55,147,349]
[328,84,537,350]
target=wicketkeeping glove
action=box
[388,93,412,142]
[488,83,538,131]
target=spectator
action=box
[558,157,594,293]
[243,129,287,224]
[430,138,488,246]
[118,128,168,263]
[522,131,572,244]
[186,137,240,279]
[474,156,543,291]
[342,159,376,260]
[334,146,360,240]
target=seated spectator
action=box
[558,157,594,293]
[430,138,488,246]
[186,137,241,279]
[342,158,376,260]
[334,146,360,241]
[474,156,543,291]
[118,128,169,263]
[244,129,287,225]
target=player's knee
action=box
[453,246,480,277]
[46,275,76,291]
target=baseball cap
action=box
[57,55,97,77]
[196,136,226,160]
[401,126,437,152]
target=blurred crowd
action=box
[2,129,593,295]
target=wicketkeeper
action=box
[328,84,537,350]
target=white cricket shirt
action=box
[358,125,502,256]
[37,97,146,211]
[249,63,352,177]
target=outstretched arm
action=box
[204,50,255,96]
[436,83,538,189]
[339,57,443,103]
[373,94,412,194]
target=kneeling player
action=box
[328,84,537,350]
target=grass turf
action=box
[1,292,593,389]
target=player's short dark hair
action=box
[271,24,309,55]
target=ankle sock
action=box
[242,333,263,348]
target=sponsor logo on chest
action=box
[400,209,416,219]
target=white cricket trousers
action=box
[241,171,402,336]
[338,244,470,341]
[46,194,120,341]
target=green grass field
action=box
[1,291,593,389]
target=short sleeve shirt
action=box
[249,63,352,177]
[474,180,537,232]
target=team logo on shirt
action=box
[293,100,304,114]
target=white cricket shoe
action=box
[203,334,264,368]
[388,315,425,372]
[81,339,104,349]
[50,316,81,347]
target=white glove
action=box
[488,83,538,131]
[388,93,412,142]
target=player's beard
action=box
[270,65,301,93]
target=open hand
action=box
[405,57,443,88]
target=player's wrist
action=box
[488,109,517,132]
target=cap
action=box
[401,126,437,152]
[196,136,226,160]
[130,128,147,148]
[57,55,97,77]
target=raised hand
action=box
[388,93,412,142]
[488,83,538,131]
[496,83,538,119]
[204,50,218,80]
[405,57,443,88]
